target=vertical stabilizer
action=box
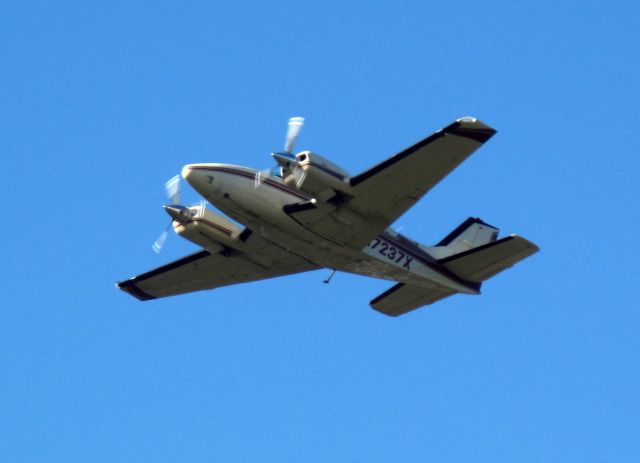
[424,217,499,259]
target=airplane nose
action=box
[181,164,211,194]
[181,165,194,183]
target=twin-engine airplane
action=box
[117,117,539,316]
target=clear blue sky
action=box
[2,1,639,461]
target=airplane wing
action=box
[283,118,496,249]
[348,117,496,231]
[117,245,318,301]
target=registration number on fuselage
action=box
[369,238,414,269]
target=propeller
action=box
[197,199,207,218]
[256,117,305,188]
[152,175,182,253]
[293,164,307,189]
[284,117,308,188]
[165,174,181,204]
[152,223,172,253]
[254,167,272,188]
[284,116,304,153]
[151,176,209,253]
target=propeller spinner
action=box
[152,175,207,253]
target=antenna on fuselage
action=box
[323,269,336,284]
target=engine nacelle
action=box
[173,206,247,253]
[284,151,351,197]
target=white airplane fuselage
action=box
[117,117,540,315]
[181,163,479,295]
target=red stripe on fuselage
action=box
[174,217,234,236]
[297,161,346,180]
[189,166,310,201]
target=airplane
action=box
[116,116,539,316]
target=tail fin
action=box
[438,235,539,283]
[438,217,499,251]
[424,217,499,259]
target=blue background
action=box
[3,1,639,461]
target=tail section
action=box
[369,219,539,317]
[438,235,539,283]
[430,217,538,284]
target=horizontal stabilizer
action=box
[438,235,539,283]
[370,283,455,317]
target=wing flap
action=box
[283,200,381,248]
[370,282,455,317]
[438,235,539,282]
